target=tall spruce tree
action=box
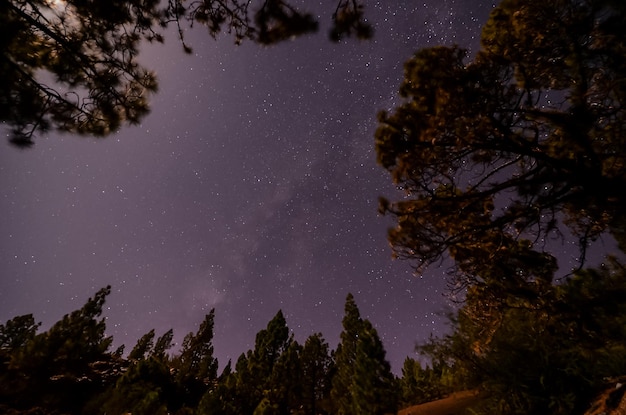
[352,320,398,414]
[331,294,361,415]
[205,311,294,414]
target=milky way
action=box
[0,1,495,372]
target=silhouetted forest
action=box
[2,259,626,414]
[0,289,460,415]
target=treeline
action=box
[0,291,456,415]
[2,263,626,415]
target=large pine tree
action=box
[331,294,397,415]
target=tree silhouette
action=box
[300,333,333,415]
[129,329,156,361]
[331,294,397,415]
[0,314,40,351]
[376,0,626,289]
[150,328,174,361]
[1,0,371,146]
[0,286,115,413]
[173,310,219,408]
[246,310,293,414]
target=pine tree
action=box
[129,329,156,361]
[174,310,219,408]
[398,356,449,407]
[331,294,398,415]
[331,294,361,415]
[99,355,174,415]
[247,310,294,414]
[353,321,398,415]
[0,314,40,351]
[150,329,174,362]
[268,340,303,414]
[204,311,295,415]
[197,361,239,415]
[300,333,333,415]
[2,286,114,412]
[0,314,41,408]
[376,0,626,288]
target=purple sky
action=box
[1,1,505,372]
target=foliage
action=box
[1,0,371,146]
[397,356,460,407]
[129,328,156,361]
[173,310,219,408]
[331,294,398,415]
[376,0,626,287]
[300,333,334,415]
[243,310,294,412]
[422,258,626,415]
[197,361,240,415]
[330,0,373,42]
[0,314,40,351]
[98,357,174,415]
[0,286,114,413]
[151,328,174,361]
[1,0,160,146]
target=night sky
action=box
[1,1,499,372]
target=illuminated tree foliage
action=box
[397,356,458,407]
[421,258,626,414]
[376,0,626,288]
[1,0,371,146]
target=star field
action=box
[0,1,494,372]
